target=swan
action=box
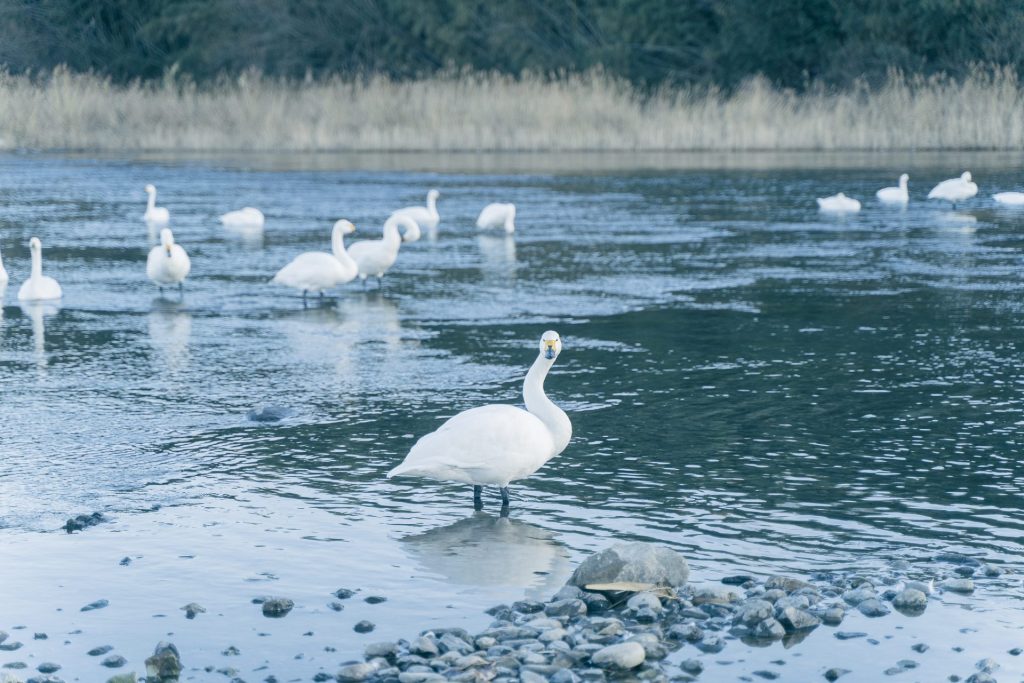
[144,184,170,225]
[993,191,1024,206]
[392,189,440,234]
[0,243,8,287]
[272,219,358,299]
[147,228,192,292]
[220,207,265,228]
[928,172,977,208]
[388,330,572,509]
[347,214,420,288]
[477,203,516,233]
[816,193,861,213]
[877,174,909,204]
[17,237,62,301]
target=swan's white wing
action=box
[272,252,345,291]
[393,206,430,223]
[928,178,958,198]
[389,404,556,486]
[476,203,511,228]
[348,240,396,276]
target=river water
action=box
[0,151,1022,681]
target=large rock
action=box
[590,642,645,670]
[568,543,689,588]
[892,589,927,611]
[144,641,181,682]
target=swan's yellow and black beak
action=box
[543,339,558,359]
[165,246,172,257]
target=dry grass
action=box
[1,66,1023,151]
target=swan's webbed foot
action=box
[473,485,483,510]
[500,486,510,508]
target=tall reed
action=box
[1,66,1022,151]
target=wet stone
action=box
[753,671,779,680]
[261,598,294,618]
[545,599,587,619]
[36,664,60,674]
[0,642,22,652]
[89,645,114,656]
[101,655,127,668]
[975,658,999,673]
[695,636,725,653]
[835,632,867,640]
[338,662,380,681]
[32,634,46,641]
[365,596,387,604]
[857,599,891,618]
[680,660,703,676]
[764,576,812,592]
[911,643,929,653]
[144,641,182,682]
[722,575,755,586]
[883,660,917,675]
[334,589,356,600]
[81,599,110,612]
[942,579,975,594]
[591,642,645,670]
[354,621,376,634]
[181,603,205,619]
[892,589,927,611]
[365,642,399,660]
[824,669,851,682]
[751,618,786,640]
[776,606,820,632]
[667,623,703,642]
[822,607,845,625]
[513,600,546,614]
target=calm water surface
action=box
[1,152,1022,680]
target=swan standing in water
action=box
[144,184,170,225]
[272,219,358,300]
[477,203,517,233]
[220,207,265,228]
[877,174,909,204]
[388,331,572,509]
[17,237,62,301]
[348,214,420,288]
[928,172,977,208]
[993,191,1024,206]
[816,193,861,213]
[392,189,440,234]
[147,228,191,293]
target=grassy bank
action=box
[2,67,1023,152]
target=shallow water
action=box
[1,152,1023,680]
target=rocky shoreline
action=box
[0,542,1018,683]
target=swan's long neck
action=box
[523,353,572,456]
[147,191,156,211]
[427,192,437,216]
[899,177,908,190]
[331,227,357,270]
[31,246,42,279]
[505,205,516,232]
[381,221,402,251]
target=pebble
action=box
[942,579,975,594]
[101,655,127,668]
[821,607,845,625]
[857,598,891,617]
[0,642,22,652]
[88,646,114,656]
[36,664,60,674]
[824,669,851,682]
[144,641,182,682]
[261,598,294,617]
[591,642,645,670]
[354,621,376,634]
[883,660,917,675]
[181,603,206,619]
[334,588,357,600]
[911,643,929,653]
[775,606,820,632]
[975,658,999,673]
[365,596,387,604]
[695,636,725,653]
[81,599,110,612]
[338,662,380,681]
[835,631,867,640]
[892,589,927,611]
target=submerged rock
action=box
[64,512,105,533]
[892,589,927,612]
[824,669,851,681]
[261,598,294,618]
[354,621,376,634]
[246,405,297,422]
[88,646,114,656]
[568,543,689,588]
[942,579,975,594]
[181,603,205,619]
[101,655,127,668]
[81,599,110,612]
[144,641,181,682]
[857,599,891,618]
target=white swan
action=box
[0,243,8,287]
[220,207,265,228]
[993,192,1024,206]
[388,331,572,509]
[392,189,440,234]
[272,219,359,299]
[17,237,62,301]
[928,172,977,208]
[348,214,420,287]
[477,203,516,233]
[147,228,192,292]
[144,184,170,225]
[816,193,861,213]
[877,174,909,204]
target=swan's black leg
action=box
[178,282,183,294]
[473,485,483,510]
[500,486,510,508]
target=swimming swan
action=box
[144,184,170,225]
[17,237,62,301]
[348,214,420,287]
[272,219,359,299]
[816,193,861,213]
[388,331,572,509]
[877,174,909,204]
[993,191,1024,206]
[928,172,977,208]
[220,207,265,228]
[147,228,192,292]
[392,189,440,234]
[477,203,517,233]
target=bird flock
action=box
[0,187,518,303]
[817,170,1024,213]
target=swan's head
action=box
[961,171,972,182]
[29,236,41,253]
[145,184,156,194]
[540,330,562,360]
[900,173,909,183]
[333,219,356,235]
[160,228,175,254]
[427,189,440,202]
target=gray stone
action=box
[942,579,975,594]
[550,669,578,683]
[680,659,703,675]
[667,623,703,642]
[365,642,399,660]
[181,603,205,619]
[883,660,917,675]
[88,646,114,656]
[590,642,645,670]
[734,599,773,626]
[35,666,59,675]
[410,636,439,658]
[775,606,820,632]
[105,675,137,683]
[751,618,786,639]
[691,588,740,606]
[333,588,356,600]
[545,599,587,619]
[626,633,667,660]
[966,675,997,683]
[976,658,999,673]
[982,564,1002,578]
[144,641,181,682]
[520,671,547,683]
[892,589,927,611]
[0,643,22,652]
[101,656,127,668]
[568,543,689,588]
[834,631,867,640]
[824,669,850,682]
[354,621,375,633]
[761,589,787,603]
[81,599,110,612]
[695,636,725,653]
[841,586,876,606]
[774,595,811,611]
[764,576,811,592]
[857,598,891,617]
[338,662,379,681]
[821,607,844,625]
[397,673,446,683]
[438,634,473,656]
[261,598,294,618]
[625,592,662,613]
[911,643,929,653]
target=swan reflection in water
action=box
[148,298,192,369]
[20,299,60,368]
[400,512,572,598]
[476,234,517,281]
[222,222,265,249]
